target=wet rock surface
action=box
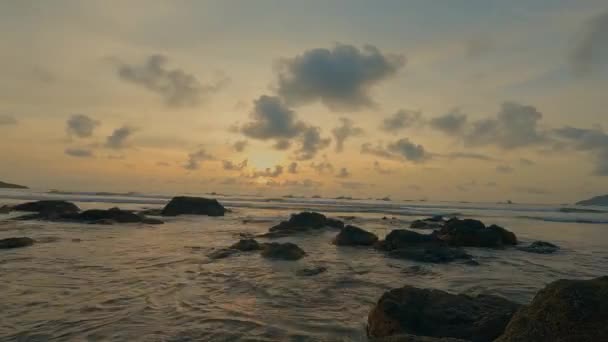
[12,200,80,218]
[438,219,517,248]
[260,212,344,238]
[161,196,227,217]
[517,240,559,254]
[261,242,306,260]
[0,237,35,249]
[333,225,378,246]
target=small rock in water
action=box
[438,218,518,247]
[230,239,261,251]
[517,240,559,254]
[0,237,35,249]
[296,266,327,276]
[333,225,378,246]
[161,196,227,217]
[261,242,306,260]
[262,212,344,238]
[0,205,11,214]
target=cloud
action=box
[570,10,608,75]
[241,95,306,142]
[232,140,248,152]
[65,148,94,158]
[496,165,514,173]
[105,126,136,149]
[381,109,422,133]
[276,43,405,111]
[373,160,395,174]
[446,152,495,161]
[336,167,351,178]
[250,165,284,178]
[429,110,468,135]
[339,181,371,189]
[288,162,298,174]
[265,178,321,188]
[273,139,292,150]
[116,54,228,107]
[387,138,429,162]
[514,186,552,195]
[361,142,399,160]
[184,148,215,170]
[332,117,363,152]
[295,126,331,160]
[310,161,334,174]
[553,126,608,176]
[66,114,100,138]
[520,158,535,166]
[0,115,17,125]
[222,159,248,171]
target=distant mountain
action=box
[0,181,28,189]
[576,194,608,206]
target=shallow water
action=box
[1,190,608,341]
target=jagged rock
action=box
[161,196,227,217]
[296,266,327,276]
[261,242,306,260]
[410,219,443,229]
[376,230,444,251]
[333,225,379,246]
[74,208,143,223]
[496,276,608,342]
[207,248,238,259]
[0,237,35,249]
[138,208,163,216]
[388,247,472,263]
[12,200,80,217]
[261,212,344,238]
[438,219,517,248]
[0,205,12,214]
[368,286,520,341]
[230,239,261,251]
[516,240,559,254]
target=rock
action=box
[372,335,468,342]
[207,248,238,259]
[410,219,443,230]
[12,200,80,217]
[296,266,327,276]
[496,276,608,342]
[262,212,344,237]
[377,230,444,251]
[367,286,520,341]
[75,208,143,223]
[141,217,164,225]
[261,242,306,260]
[138,208,163,216]
[388,247,472,263]
[0,205,11,214]
[333,225,379,246]
[0,237,35,249]
[576,194,608,206]
[0,181,28,189]
[438,219,517,248]
[161,196,227,217]
[517,240,559,254]
[230,239,261,251]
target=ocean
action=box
[1,189,607,341]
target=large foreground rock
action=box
[261,212,344,237]
[333,225,378,246]
[261,242,306,260]
[438,219,517,248]
[496,276,608,342]
[161,196,227,216]
[12,200,80,217]
[368,286,520,341]
[0,237,35,249]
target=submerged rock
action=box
[261,242,306,260]
[230,238,262,251]
[496,276,608,342]
[161,196,227,217]
[333,225,378,246]
[517,240,559,254]
[12,200,80,217]
[367,286,520,341]
[261,212,344,238]
[0,237,35,249]
[296,266,327,276]
[376,229,444,251]
[438,219,517,248]
[388,246,472,264]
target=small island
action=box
[576,194,608,206]
[0,181,28,189]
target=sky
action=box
[1,0,608,203]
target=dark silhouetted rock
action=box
[377,230,444,251]
[261,212,344,237]
[576,194,608,206]
[161,196,227,217]
[75,208,142,223]
[138,208,163,216]
[0,181,28,189]
[368,286,520,341]
[296,266,327,276]
[207,248,238,259]
[0,205,11,214]
[517,240,559,254]
[333,225,378,246]
[388,247,472,263]
[0,237,35,249]
[496,276,608,342]
[230,239,261,251]
[12,200,80,217]
[141,217,164,225]
[373,335,467,342]
[261,242,306,260]
[438,219,517,248]
[410,219,443,230]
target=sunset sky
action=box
[1,1,607,203]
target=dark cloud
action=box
[0,115,17,125]
[184,148,215,170]
[273,139,292,150]
[116,54,228,107]
[310,161,334,174]
[496,165,514,173]
[381,109,422,133]
[336,167,351,178]
[66,114,99,138]
[553,126,608,176]
[276,44,405,111]
[65,148,94,158]
[250,165,284,178]
[288,162,298,174]
[387,138,429,162]
[241,95,306,142]
[232,140,248,152]
[429,110,468,135]
[105,126,136,149]
[295,126,331,160]
[446,152,495,161]
[361,142,399,160]
[332,117,363,152]
[570,10,608,75]
[222,159,248,171]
